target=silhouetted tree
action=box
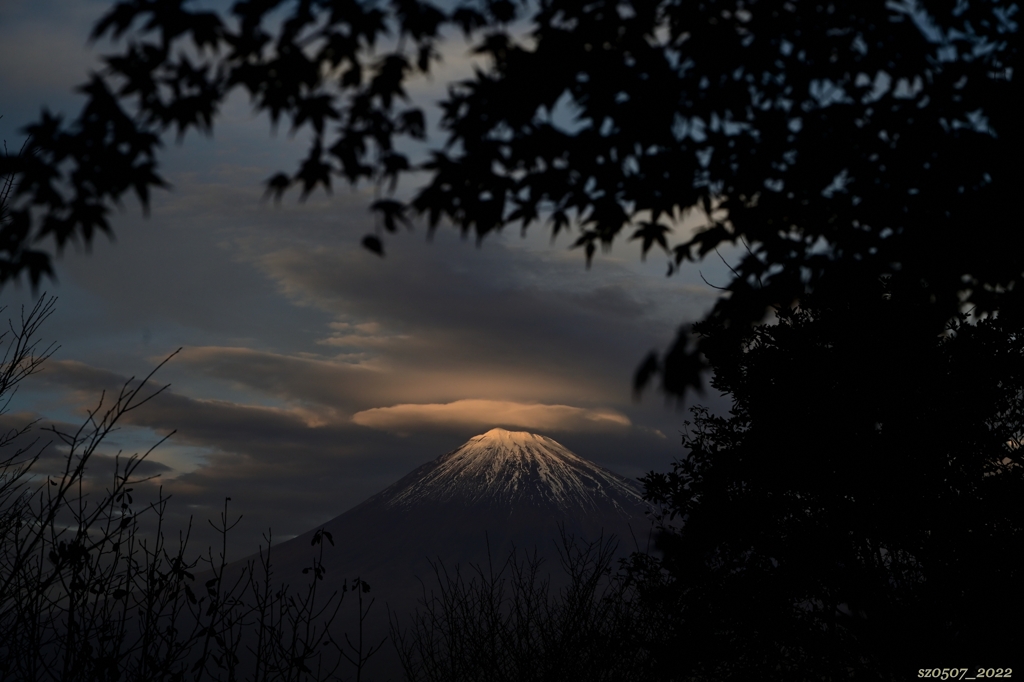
[1,1,1018,396]
[634,276,1024,680]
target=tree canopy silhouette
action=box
[1,0,1018,396]
[635,277,1024,679]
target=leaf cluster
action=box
[4,1,1019,397]
[1,0,516,283]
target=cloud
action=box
[352,399,631,434]
[0,1,104,94]
[167,344,617,411]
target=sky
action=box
[0,0,734,557]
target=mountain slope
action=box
[234,428,654,680]
[267,428,651,587]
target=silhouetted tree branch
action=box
[1,2,1017,398]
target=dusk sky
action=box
[1,0,735,557]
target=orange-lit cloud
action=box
[160,346,618,410]
[352,399,631,434]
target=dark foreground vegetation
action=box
[0,298,382,681]
[393,533,658,682]
[635,283,1024,679]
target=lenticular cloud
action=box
[351,399,631,432]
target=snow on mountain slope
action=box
[379,428,646,514]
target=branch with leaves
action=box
[2,1,1019,398]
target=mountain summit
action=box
[382,428,647,513]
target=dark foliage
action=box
[2,1,1017,396]
[635,277,1024,680]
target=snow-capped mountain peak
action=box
[380,428,646,513]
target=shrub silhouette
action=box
[392,531,659,682]
[0,297,381,682]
